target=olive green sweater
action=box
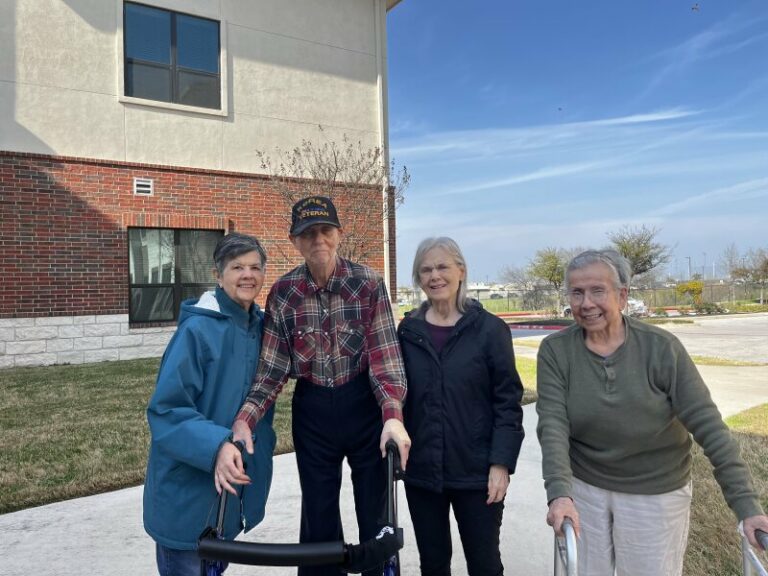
[536,316,763,521]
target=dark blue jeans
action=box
[405,484,504,576]
[156,543,226,576]
[292,373,386,576]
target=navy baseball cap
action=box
[290,196,341,236]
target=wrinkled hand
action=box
[232,419,254,454]
[214,441,251,496]
[743,514,768,550]
[486,464,509,504]
[547,497,580,538]
[380,418,411,471]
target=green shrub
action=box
[693,302,726,315]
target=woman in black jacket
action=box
[398,237,525,576]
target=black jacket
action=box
[397,301,525,492]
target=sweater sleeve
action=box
[536,337,574,503]
[147,321,231,473]
[487,315,525,473]
[664,339,764,520]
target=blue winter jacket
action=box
[143,286,276,550]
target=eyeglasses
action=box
[566,287,611,304]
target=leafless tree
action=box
[719,243,741,279]
[254,131,409,266]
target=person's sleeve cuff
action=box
[381,401,403,423]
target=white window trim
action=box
[116,0,229,118]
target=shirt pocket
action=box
[337,321,365,358]
[292,325,317,366]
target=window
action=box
[124,2,221,109]
[128,228,223,323]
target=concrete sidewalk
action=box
[0,404,552,576]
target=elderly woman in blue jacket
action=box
[397,237,525,576]
[143,233,276,576]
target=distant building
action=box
[1,0,403,367]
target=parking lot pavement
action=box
[653,313,768,364]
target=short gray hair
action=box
[565,249,631,291]
[213,232,267,275]
[411,236,470,313]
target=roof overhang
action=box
[387,0,404,11]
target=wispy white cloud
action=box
[651,178,768,217]
[393,108,699,159]
[587,108,700,126]
[432,161,605,196]
[638,14,768,101]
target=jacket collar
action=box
[403,298,483,334]
[215,286,261,329]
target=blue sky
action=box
[387,0,768,285]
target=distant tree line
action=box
[500,225,768,309]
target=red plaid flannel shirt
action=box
[236,258,407,429]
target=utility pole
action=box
[685,256,691,280]
[702,252,707,279]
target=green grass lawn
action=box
[685,404,768,575]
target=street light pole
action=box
[685,256,691,280]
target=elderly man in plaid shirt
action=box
[221,196,410,576]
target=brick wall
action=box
[0,152,396,319]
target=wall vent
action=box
[133,178,154,196]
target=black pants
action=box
[292,373,386,576]
[405,484,504,576]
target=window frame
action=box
[128,227,224,325]
[117,0,228,117]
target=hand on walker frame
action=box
[214,441,250,496]
[547,496,581,538]
[380,418,411,471]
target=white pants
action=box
[572,477,692,576]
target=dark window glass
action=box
[178,230,221,283]
[177,15,219,72]
[124,3,171,64]
[128,228,223,323]
[124,2,220,110]
[130,287,174,322]
[181,285,208,302]
[177,71,220,109]
[126,63,172,103]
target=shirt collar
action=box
[304,256,350,294]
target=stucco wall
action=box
[0,0,384,171]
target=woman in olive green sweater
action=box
[536,249,767,576]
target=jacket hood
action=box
[178,286,261,327]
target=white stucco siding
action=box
[2,1,117,95]
[123,104,224,169]
[229,23,379,131]
[1,81,126,159]
[1,0,385,173]
[223,0,377,56]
